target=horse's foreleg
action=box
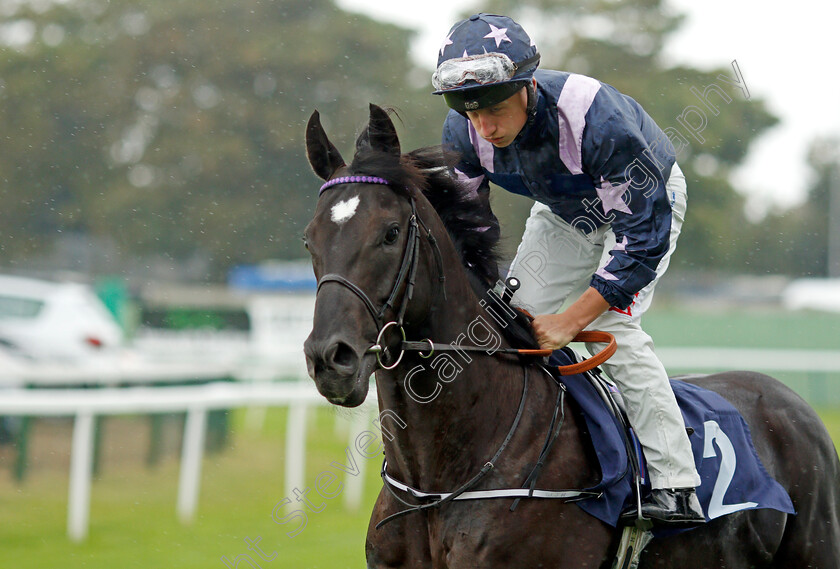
[365,488,433,569]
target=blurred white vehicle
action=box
[0,274,123,361]
[782,278,840,313]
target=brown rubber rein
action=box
[397,330,617,375]
[516,331,616,375]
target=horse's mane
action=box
[347,142,501,292]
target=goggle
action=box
[432,53,520,92]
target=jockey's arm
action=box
[531,287,610,350]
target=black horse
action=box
[303,104,840,568]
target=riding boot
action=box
[621,488,706,526]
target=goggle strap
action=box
[514,52,540,74]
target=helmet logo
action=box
[464,101,480,111]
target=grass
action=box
[643,305,840,350]
[1,306,838,568]
[0,407,383,569]
[2,403,839,569]
[818,407,840,454]
[643,306,840,405]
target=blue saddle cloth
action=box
[547,351,796,530]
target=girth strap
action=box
[381,464,599,502]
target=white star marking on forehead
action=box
[484,24,511,47]
[439,32,454,56]
[331,195,360,224]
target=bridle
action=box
[315,175,446,369]
[313,174,622,530]
[314,175,617,373]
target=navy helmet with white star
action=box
[432,13,540,112]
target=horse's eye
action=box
[384,225,400,245]
[302,235,309,251]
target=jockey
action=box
[432,13,705,526]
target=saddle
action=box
[483,280,795,549]
[482,279,795,569]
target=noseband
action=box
[316,176,446,369]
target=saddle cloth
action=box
[547,350,796,530]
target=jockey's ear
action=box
[306,110,345,181]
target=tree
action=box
[466,0,779,271]
[742,137,840,276]
[0,0,441,280]
[0,0,783,280]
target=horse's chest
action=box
[422,501,613,569]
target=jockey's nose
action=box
[476,116,495,138]
[304,334,360,380]
[467,111,495,138]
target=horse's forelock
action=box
[347,126,500,289]
[347,148,420,198]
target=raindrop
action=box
[192,83,221,109]
[0,1,19,18]
[121,11,150,36]
[0,19,35,49]
[151,65,180,90]
[135,87,161,112]
[253,72,277,98]
[694,153,720,177]
[42,23,65,46]
[128,164,157,188]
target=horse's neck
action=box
[375,273,529,487]
[374,195,584,488]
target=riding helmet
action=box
[432,13,540,113]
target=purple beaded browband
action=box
[319,175,391,195]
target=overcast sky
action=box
[336,0,840,217]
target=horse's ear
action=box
[306,110,345,181]
[357,104,400,157]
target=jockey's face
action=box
[465,84,529,148]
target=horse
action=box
[302,103,840,568]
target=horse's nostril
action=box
[329,341,358,371]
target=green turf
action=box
[643,306,840,405]
[644,306,840,349]
[0,407,382,568]
[1,307,838,568]
[2,403,838,569]
[817,407,840,455]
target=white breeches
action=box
[507,163,700,489]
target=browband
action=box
[319,175,391,195]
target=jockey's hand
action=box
[532,313,579,350]
[531,287,612,350]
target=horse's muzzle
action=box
[304,333,372,406]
